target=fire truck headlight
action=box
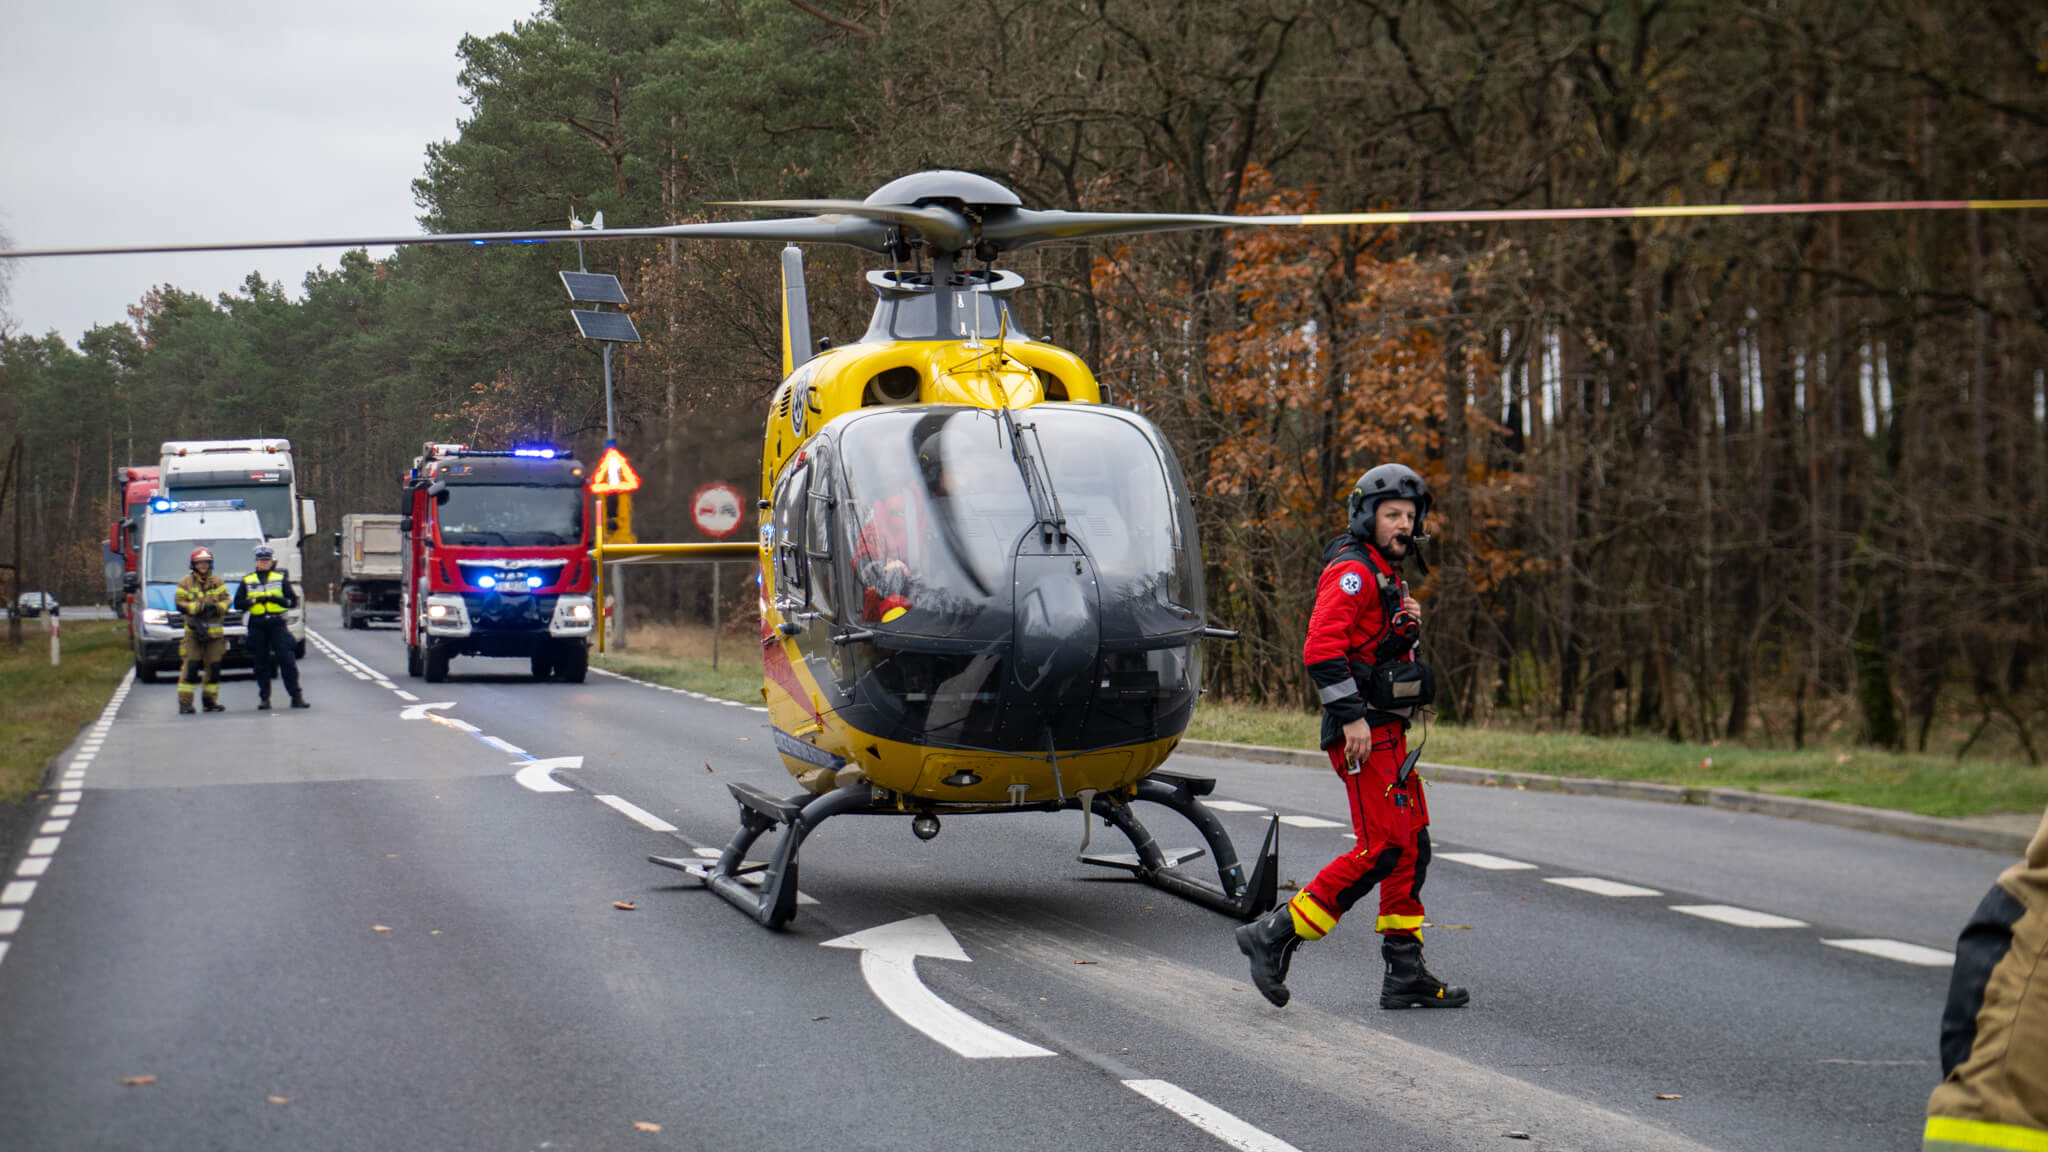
[550,595,594,636]
[477,574,497,590]
[426,603,451,619]
[425,594,472,637]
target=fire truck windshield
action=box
[436,483,585,547]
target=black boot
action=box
[257,698,271,710]
[1380,935,1469,1009]
[202,698,225,713]
[289,695,309,709]
[179,698,196,715]
[1235,905,1303,1007]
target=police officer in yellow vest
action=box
[174,547,232,714]
[234,545,308,710]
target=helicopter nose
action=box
[1012,551,1099,696]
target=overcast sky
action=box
[0,0,542,346]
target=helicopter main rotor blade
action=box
[0,215,893,260]
[716,199,974,251]
[979,208,1249,250]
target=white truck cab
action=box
[159,439,316,656]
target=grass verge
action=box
[594,621,765,705]
[1,621,132,803]
[1190,698,2048,820]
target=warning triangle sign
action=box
[589,444,642,494]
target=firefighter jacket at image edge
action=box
[235,570,299,619]
[1303,533,1415,750]
[1924,806,2048,1151]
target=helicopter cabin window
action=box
[803,443,838,620]
[887,289,1015,341]
[771,461,810,602]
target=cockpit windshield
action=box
[833,405,1201,639]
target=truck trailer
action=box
[335,514,404,628]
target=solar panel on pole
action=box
[559,271,629,304]
[572,310,642,342]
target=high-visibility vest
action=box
[242,571,291,616]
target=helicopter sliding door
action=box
[819,405,1206,754]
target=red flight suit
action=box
[1286,534,1430,943]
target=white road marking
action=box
[1439,851,1537,871]
[596,794,679,832]
[39,821,69,835]
[481,736,527,755]
[1204,800,1267,814]
[1546,877,1662,898]
[441,718,481,734]
[1,881,35,905]
[1277,815,1344,829]
[1823,938,1956,967]
[0,942,10,965]
[27,837,58,856]
[399,701,456,721]
[1123,1079,1304,1152]
[0,909,22,933]
[15,857,49,878]
[822,916,1055,1059]
[1672,904,1809,929]
[58,791,80,803]
[513,757,581,794]
[394,690,420,702]
[693,848,722,858]
[49,804,76,818]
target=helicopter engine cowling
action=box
[1011,546,1099,698]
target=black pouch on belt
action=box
[1366,660,1436,711]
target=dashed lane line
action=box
[1546,876,1662,898]
[1437,851,1538,871]
[1823,938,1955,966]
[1122,1079,1304,1152]
[1671,904,1809,929]
[595,795,679,833]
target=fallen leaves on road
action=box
[613,901,637,911]
[371,925,392,933]
[634,1122,662,1133]
[267,1096,289,1105]
[121,1075,156,1087]
[704,763,715,772]
[1656,1093,1683,1100]
[1072,959,1097,965]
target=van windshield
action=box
[146,539,260,585]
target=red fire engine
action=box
[401,443,596,683]
[109,465,159,617]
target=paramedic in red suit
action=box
[1236,463,1470,1009]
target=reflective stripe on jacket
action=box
[237,570,298,617]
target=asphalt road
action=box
[0,605,2011,1151]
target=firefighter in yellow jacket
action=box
[1924,805,2048,1150]
[173,547,231,714]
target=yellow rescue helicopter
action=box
[9,173,2042,930]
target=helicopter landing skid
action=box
[662,771,1278,930]
[1074,771,1280,922]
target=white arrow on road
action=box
[399,702,456,721]
[513,756,581,793]
[821,915,1054,1059]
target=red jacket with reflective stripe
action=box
[1302,534,1405,748]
